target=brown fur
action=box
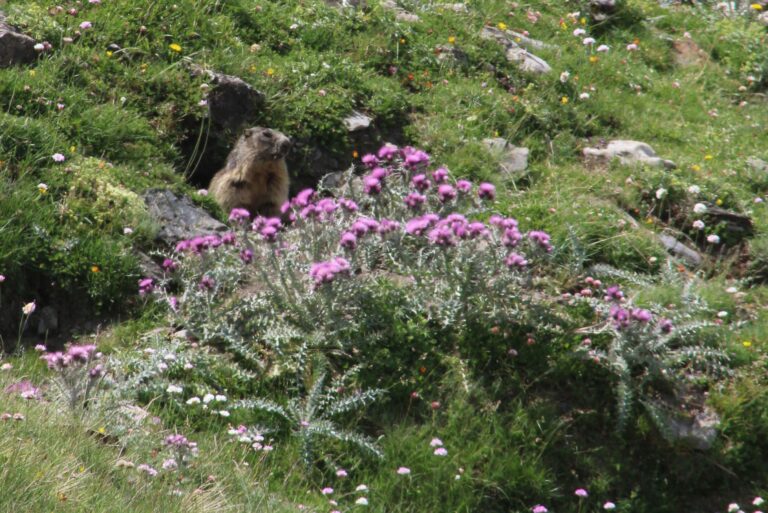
[209,127,291,217]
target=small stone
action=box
[483,138,529,174]
[583,140,676,169]
[343,111,372,132]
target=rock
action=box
[747,157,768,173]
[666,407,720,451]
[658,234,702,266]
[672,39,708,67]
[344,111,372,132]
[191,67,265,132]
[136,251,164,281]
[143,189,227,246]
[583,140,676,169]
[380,0,420,22]
[435,44,468,65]
[703,207,754,239]
[590,0,617,21]
[505,30,553,52]
[325,0,367,7]
[480,26,551,74]
[483,138,529,174]
[36,306,59,336]
[435,3,468,13]
[0,14,37,68]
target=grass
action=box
[1,0,768,511]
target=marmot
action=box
[209,127,292,218]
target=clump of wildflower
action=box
[309,257,350,285]
[138,278,154,296]
[478,182,496,200]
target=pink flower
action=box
[532,505,548,513]
[433,447,448,456]
[478,182,496,200]
[396,467,411,475]
[52,153,66,163]
[429,437,443,447]
[574,488,588,498]
[79,21,93,30]
[321,487,334,495]
[603,502,616,510]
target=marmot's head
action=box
[229,127,292,168]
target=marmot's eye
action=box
[262,130,273,139]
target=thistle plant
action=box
[234,363,384,467]
[574,264,731,434]
[40,343,106,413]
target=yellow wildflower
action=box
[716,198,723,206]
[106,50,113,57]
[169,43,182,53]
[589,55,599,63]
[691,164,701,172]
[91,265,100,273]
[704,154,713,160]
[580,17,587,25]
[561,96,569,104]
[497,22,507,30]
[751,3,763,10]
[448,36,456,44]
[352,150,359,158]
[266,68,275,76]
[743,341,753,348]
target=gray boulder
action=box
[344,111,373,132]
[0,13,37,68]
[480,26,551,74]
[143,189,227,246]
[590,0,617,21]
[583,140,676,169]
[666,407,720,451]
[380,0,420,22]
[747,157,768,173]
[658,234,702,267]
[191,66,265,132]
[483,138,529,175]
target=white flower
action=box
[717,311,728,318]
[289,23,299,30]
[626,43,638,51]
[754,497,765,506]
[183,363,194,370]
[573,28,586,36]
[726,286,738,294]
[597,44,610,52]
[688,185,700,194]
[655,188,667,200]
[603,503,616,511]
[157,362,168,372]
[355,484,368,492]
[215,394,227,402]
[728,504,740,513]
[203,393,215,404]
[218,410,230,417]
[560,71,570,83]
[579,92,590,100]
[186,397,201,405]
[692,220,705,230]
[166,384,183,394]
[34,43,45,52]
[163,353,177,361]
[22,301,36,315]
[707,234,721,244]
[583,37,596,45]
[755,197,764,203]
[355,497,369,506]
[693,203,708,214]
[433,447,448,456]
[430,437,444,447]
[123,227,134,235]
[1,363,12,371]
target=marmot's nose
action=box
[279,138,292,154]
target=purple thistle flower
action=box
[631,308,652,323]
[371,167,389,180]
[363,175,382,195]
[67,344,97,363]
[527,230,553,252]
[411,174,431,192]
[138,278,154,296]
[261,225,279,242]
[432,167,449,183]
[610,305,631,329]
[377,219,400,234]
[428,225,455,247]
[339,198,359,213]
[361,154,379,168]
[240,249,254,264]
[377,144,398,161]
[659,318,674,333]
[221,232,237,245]
[502,227,522,247]
[478,182,496,200]
[300,204,320,220]
[89,364,105,379]
[228,208,251,223]
[467,222,489,238]
[292,188,315,208]
[199,275,215,291]
[505,253,528,269]
[404,192,427,209]
[340,231,358,250]
[168,296,179,311]
[456,179,472,193]
[604,285,624,302]
[405,150,430,168]
[437,184,457,202]
[405,215,435,236]
[162,258,178,272]
[316,198,338,215]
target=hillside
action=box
[1,0,768,512]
